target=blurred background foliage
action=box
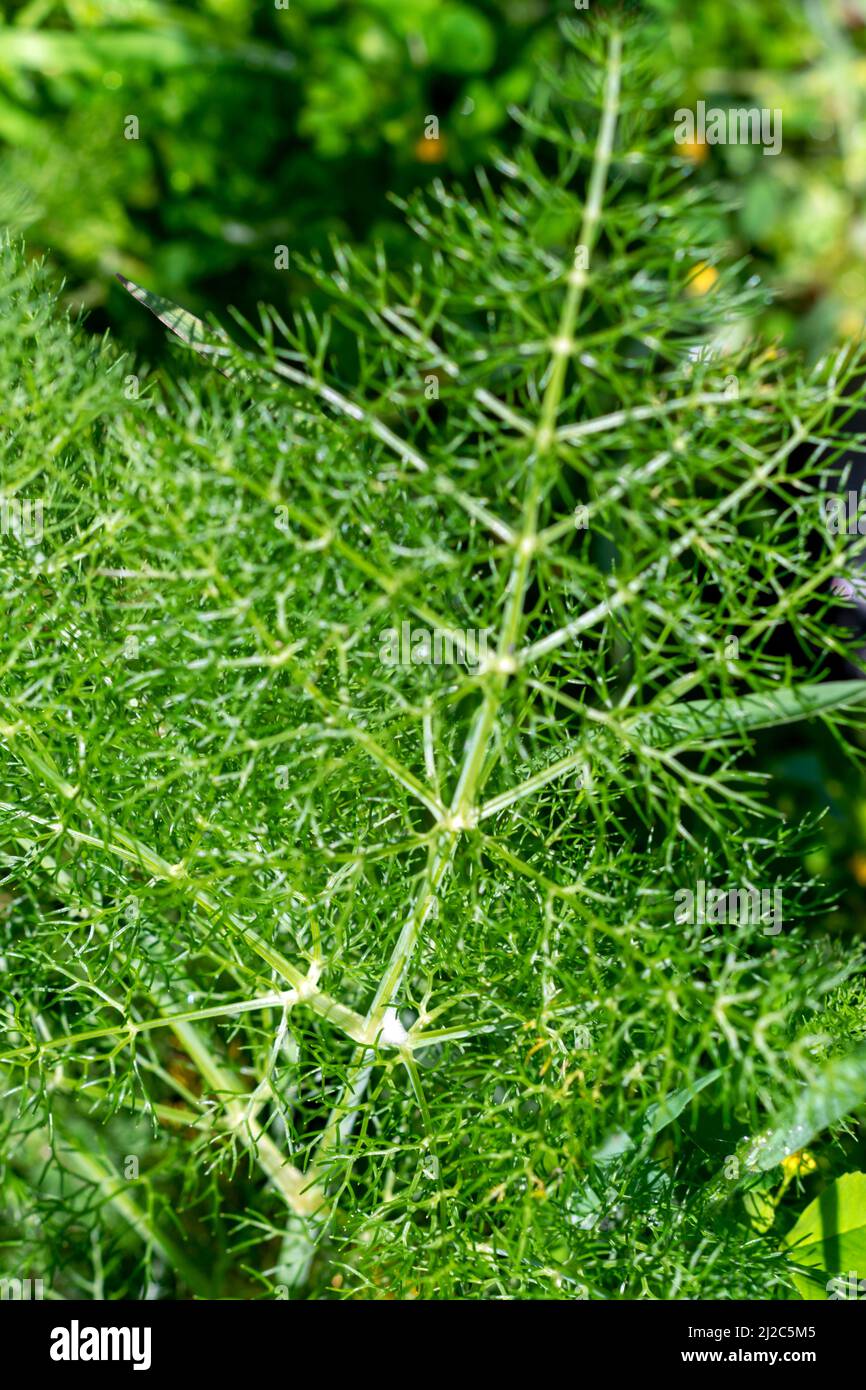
[1,0,866,354]
[655,0,866,353]
[2,0,866,929]
[0,0,558,350]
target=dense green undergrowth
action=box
[3,18,866,1300]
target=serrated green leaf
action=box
[630,681,866,748]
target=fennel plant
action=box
[2,15,866,1301]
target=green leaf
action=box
[783,1173,866,1301]
[629,681,866,748]
[116,274,234,377]
[743,1044,866,1174]
[116,274,228,351]
[525,683,866,791]
[643,1069,723,1141]
[595,1068,723,1163]
[743,1186,778,1234]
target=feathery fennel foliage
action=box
[3,18,866,1300]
